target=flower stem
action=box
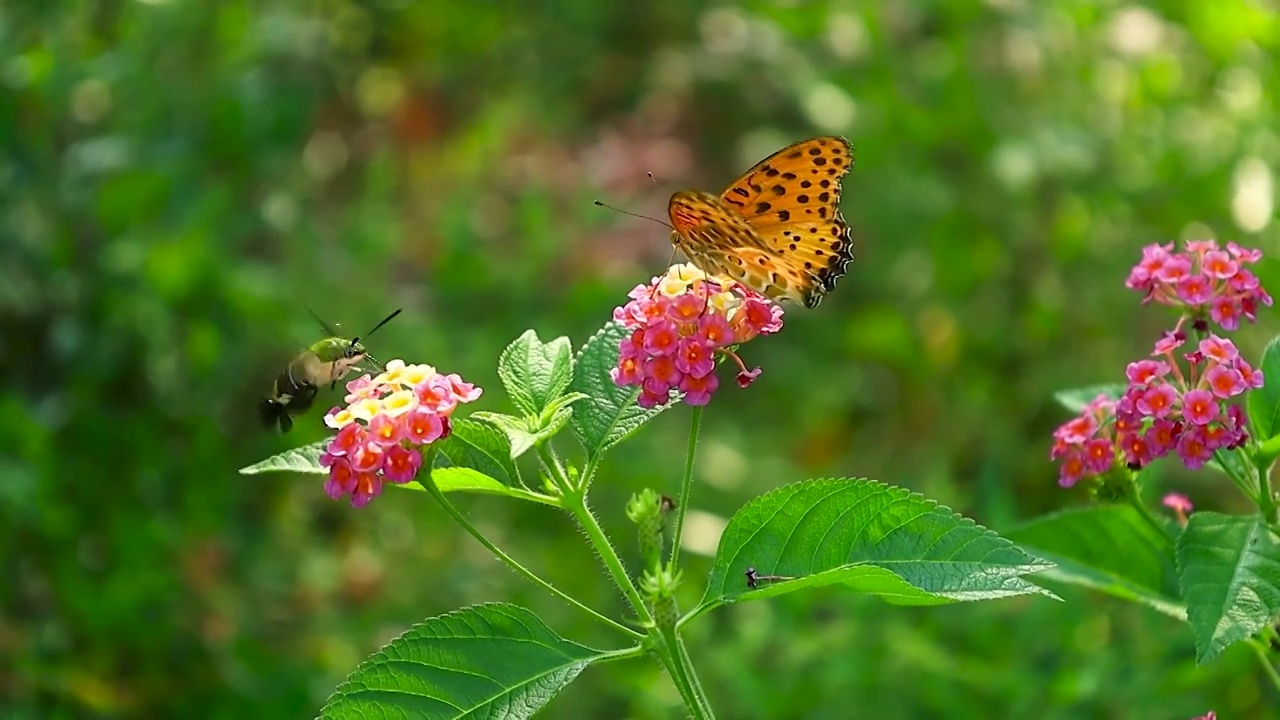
[669,406,704,569]
[418,470,642,639]
[1255,455,1278,525]
[1248,638,1280,692]
[562,485,713,717]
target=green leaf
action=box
[435,419,519,486]
[1006,505,1184,619]
[498,330,574,417]
[1053,384,1125,414]
[696,478,1056,613]
[1176,512,1280,664]
[426,467,527,498]
[238,441,328,475]
[319,603,612,719]
[1247,335,1280,441]
[473,393,587,459]
[568,321,673,461]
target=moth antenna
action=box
[593,200,672,229]
[351,308,404,346]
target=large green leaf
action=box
[435,418,520,486]
[568,321,672,461]
[1052,384,1125,414]
[239,440,328,475]
[319,603,612,719]
[1176,512,1280,664]
[696,479,1056,613]
[1006,505,1183,619]
[497,330,574,417]
[1247,335,1280,441]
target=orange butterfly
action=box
[667,136,855,308]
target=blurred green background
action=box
[4,0,1280,718]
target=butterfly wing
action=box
[717,136,855,308]
[667,190,817,305]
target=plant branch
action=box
[418,469,642,639]
[669,406,703,569]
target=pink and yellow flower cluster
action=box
[1051,332,1260,487]
[611,264,784,408]
[1125,239,1272,330]
[319,359,482,507]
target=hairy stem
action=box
[669,406,704,569]
[419,470,642,639]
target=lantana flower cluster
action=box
[611,263,783,408]
[1052,331,1261,487]
[1125,239,1272,330]
[319,359,482,507]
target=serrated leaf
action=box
[1006,505,1184,619]
[498,330,574,417]
[319,603,611,720]
[239,440,328,475]
[697,478,1056,613]
[1176,512,1280,664]
[434,419,519,485]
[1248,335,1280,441]
[1053,384,1126,414]
[568,321,673,461]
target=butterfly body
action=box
[666,136,855,308]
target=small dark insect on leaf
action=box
[744,566,794,590]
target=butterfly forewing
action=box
[668,136,856,308]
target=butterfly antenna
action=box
[593,200,673,229]
[647,172,658,187]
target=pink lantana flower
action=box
[610,264,785,408]
[320,360,481,507]
[1125,239,1271,330]
[1051,330,1257,487]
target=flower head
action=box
[610,264,785,407]
[1052,329,1256,487]
[320,358,481,507]
[1125,240,1271,330]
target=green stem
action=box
[1247,638,1280,692]
[1213,448,1260,504]
[1126,491,1173,543]
[563,491,653,627]
[1255,455,1277,525]
[419,470,642,640]
[671,627,716,717]
[669,406,703,569]
[563,489,713,717]
[536,444,574,495]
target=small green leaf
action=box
[537,391,589,427]
[1248,335,1280,441]
[498,330,574,417]
[239,441,327,475]
[319,603,612,719]
[424,467,539,499]
[568,321,673,461]
[435,419,519,485]
[1176,512,1280,664]
[1053,384,1125,414]
[1006,505,1184,619]
[697,479,1056,613]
